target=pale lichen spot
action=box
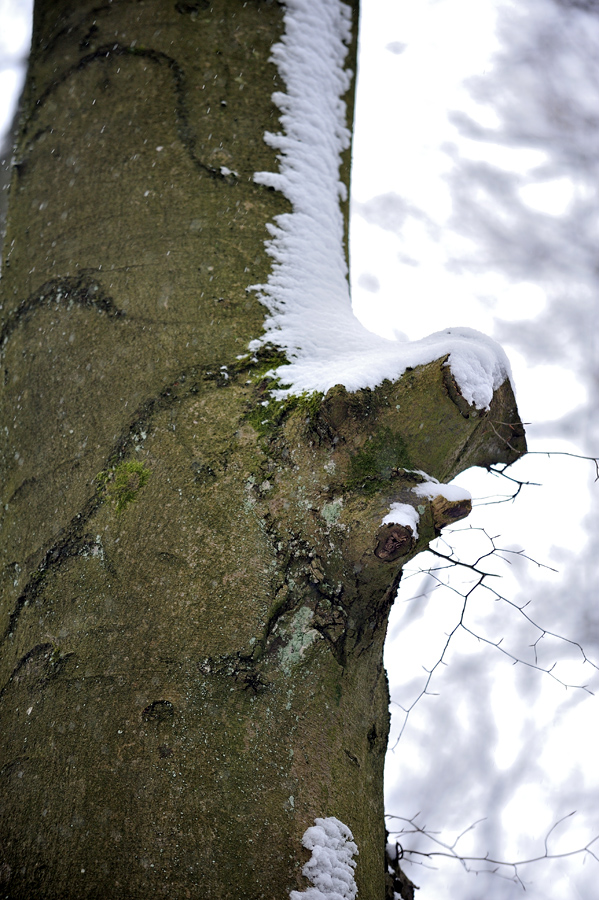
[322,498,343,525]
[279,606,320,674]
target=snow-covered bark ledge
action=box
[251,0,513,410]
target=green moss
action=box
[347,427,412,494]
[96,459,151,513]
[232,344,290,381]
[246,392,287,437]
[233,344,326,438]
[246,388,324,438]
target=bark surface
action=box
[0,2,526,898]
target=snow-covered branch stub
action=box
[376,477,473,560]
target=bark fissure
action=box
[0,273,124,356]
[24,43,231,180]
[1,503,100,645]
[0,641,73,706]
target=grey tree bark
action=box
[0,2,526,898]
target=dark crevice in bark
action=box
[198,651,273,694]
[193,519,356,683]
[255,521,351,666]
[352,575,402,661]
[175,0,211,14]
[141,699,175,722]
[1,496,101,645]
[5,475,38,506]
[0,641,73,705]
[23,44,232,180]
[310,592,351,665]
[34,2,129,59]
[0,273,124,356]
[0,756,30,779]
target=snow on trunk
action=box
[289,817,358,900]
[250,0,513,410]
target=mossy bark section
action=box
[0,3,525,899]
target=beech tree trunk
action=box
[0,2,526,898]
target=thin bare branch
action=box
[390,527,598,746]
[385,813,599,887]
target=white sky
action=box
[352,2,598,898]
[351,0,586,427]
[0,0,30,136]
[1,1,597,898]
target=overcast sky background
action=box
[1,1,598,898]
[352,2,599,899]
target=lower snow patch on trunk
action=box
[289,816,358,900]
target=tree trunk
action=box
[0,2,525,898]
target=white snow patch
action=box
[289,816,358,900]
[381,503,420,539]
[412,479,471,503]
[250,0,512,410]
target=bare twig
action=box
[391,527,598,746]
[385,812,599,888]
[479,448,599,508]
